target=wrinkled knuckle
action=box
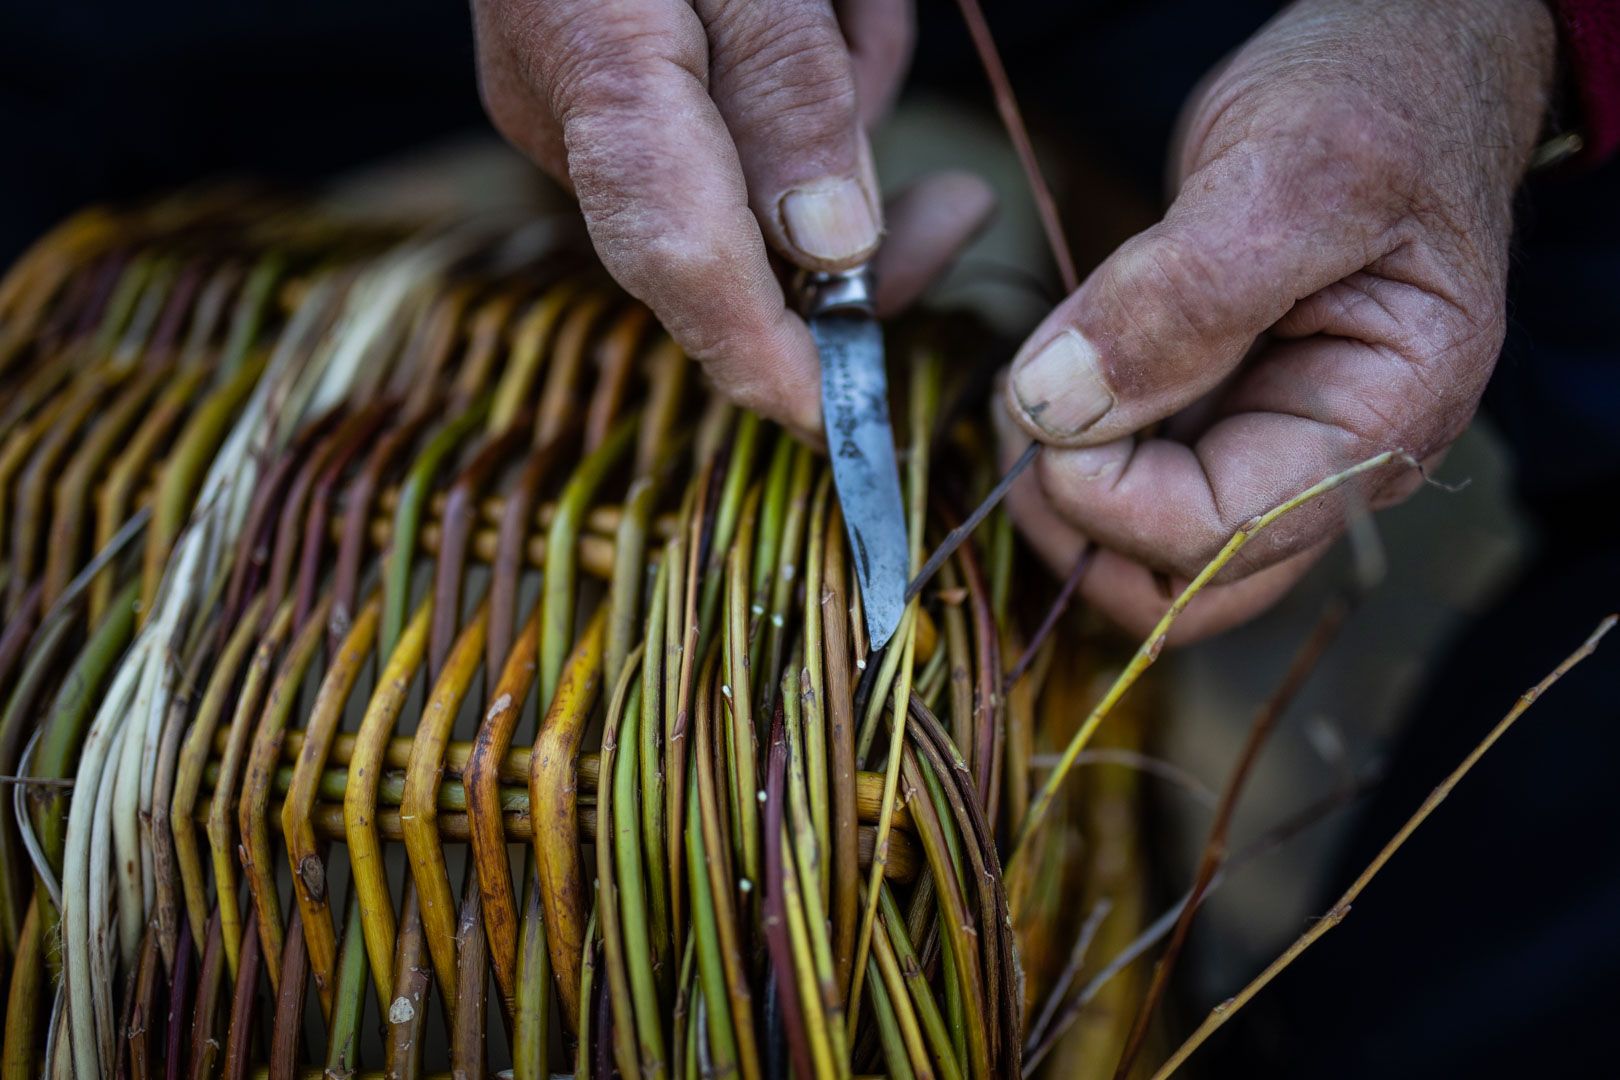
[548,10,705,118]
[1409,280,1504,374]
[1417,309,1503,409]
[1124,231,1229,348]
[1447,290,1507,362]
[719,15,858,146]
[1402,301,1501,450]
[1282,88,1421,205]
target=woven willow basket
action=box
[0,195,1165,1080]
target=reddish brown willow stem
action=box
[910,0,1083,606]
[952,0,1078,294]
[1006,542,1092,685]
[1112,597,1350,1080]
[1150,614,1617,1080]
[1022,769,1384,1075]
[764,699,815,1079]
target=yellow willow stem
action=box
[846,606,917,1044]
[1012,451,1412,865]
[532,602,609,1036]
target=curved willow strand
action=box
[401,594,490,1002]
[345,596,433,1004]
[239,595,332,992]
[283,590,381,1020]
[531,601,609,1035]
[1012,451,1412,863]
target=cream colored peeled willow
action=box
[57,259,396,1080]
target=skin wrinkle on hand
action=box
[473,0,1553,642]
[997,0,1554,640]
[473,0,994,440]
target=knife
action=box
[799,265,909,651]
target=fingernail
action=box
[781,177,880,263]
[1012,329,1113,439]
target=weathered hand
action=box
[999,0,1556,641]
[472,0,991,434]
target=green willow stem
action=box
[324,892,369,1078]
[782,662,850,1079]
[722,485,763,900]
[26,580,138,970]
[616,677,669,1077]
[1012,451,1411,861]
[639,546,673,980]
[802,474,833,905]
[218,253,285,378]
[765,445,815,736]
[0,599,82,953]
[881,882,962,1080]
[597,647,642,1062]
[90,256,156,357]
[607,475,657,695]
[513,864,550,1080]
[576,907,600,1080]
[542,416,636,704]
[685,775,739,1080]
[140,355,268,616]
[696,410,758,652]
[867,954,917,1080]
[867,884,933,1078]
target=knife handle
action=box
[794,265,875,319]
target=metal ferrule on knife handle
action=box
[797,266,877,319]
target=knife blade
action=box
[800,266,908,651]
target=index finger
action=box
[517,0,824,431]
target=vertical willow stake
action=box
[541,418,635,703]
[598,652,650,1080]
[847,351,938,1042]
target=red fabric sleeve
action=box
[1552,0,1620,163]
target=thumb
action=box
[1005,138,1396,446]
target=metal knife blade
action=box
[801,267,908,651]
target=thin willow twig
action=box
[952,0,1078,292]
[1006,542,1091,686]
[1022,770,1386,1075]
[1013,450,1412,861]
[1113,597,1350,1080]
[1023,897,1113,1056]
[1149,614,1616,1080]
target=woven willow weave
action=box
[0,197,1161,1080]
